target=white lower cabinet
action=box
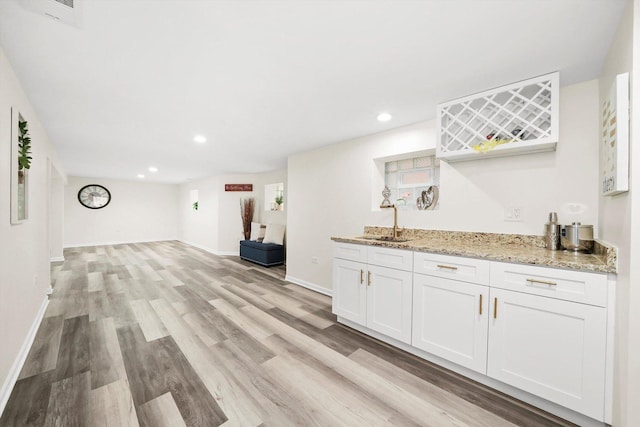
[332,243,413,344]
[487,287,607,421]
[332,241,612,422]
[412,274,489,373]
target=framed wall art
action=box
[10,107,32,224]
[601,72,629,196]
[225,184,253,192]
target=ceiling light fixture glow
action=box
[377,112,392,122]
[194,135,207,143]
[148,167,158,172]
[137,174,145,179]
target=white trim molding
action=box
[64,238,178,248]
[178,240,239,257]
[0,297,49,417]
[285,275,333,297]
[50,256,65,262]
[215,250,240,256]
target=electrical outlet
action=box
[311,256,319,264]
[504,207,523,222]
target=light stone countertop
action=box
[331,227,617,274]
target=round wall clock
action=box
[78,184,111,209]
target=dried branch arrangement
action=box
[240,198,255,240]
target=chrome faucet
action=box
[380,204,401,239]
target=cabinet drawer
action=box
[367,246,413,271]
[333,242,368,263]
[413,252,490,285]
[490,262,607,307]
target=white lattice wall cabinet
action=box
[437,72,559,162]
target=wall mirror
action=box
[264,182,284,211]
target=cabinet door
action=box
[412,274,489,373]
[332,258,367,325]
[488,288,607,421]
[367,265,413,344]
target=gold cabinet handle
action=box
[493,297,498,319]
[479,294,483,315]
[360,269,364,284]
[437,264,458,271]
[526,278,557,286]
[367,271,372,286]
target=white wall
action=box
[49,164,65,261]
[286,80,600,292]
[178,175,220,254]
[627,1,640,421]
[177,169,287,255]
[0,49,66,410]
[64,176,179,247]
[598,1,640,425]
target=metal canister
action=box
[561,222,594,253]
[544,212,561,251]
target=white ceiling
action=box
[0,0,627,183]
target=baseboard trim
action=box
[64,238,178,248]
[178,240,216,254]
[50,256,65,262]
[0,296,49,417]
[285,275,332,297]
[178,240,239,257]
[216,250,240,256]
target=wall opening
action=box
[190,189,199,211]
[372,150,439,211]
[264,182,284,211]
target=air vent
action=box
[21,0,83,27]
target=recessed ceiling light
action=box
[137,174,145,179]
[148,167,158,172]
[377,112,392,122]
[194,135,207,143]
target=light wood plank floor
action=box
[0,241,576,426]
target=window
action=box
[385,155,439,210]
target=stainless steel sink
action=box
[357,236,411,243]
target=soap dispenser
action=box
[544,212,561,250]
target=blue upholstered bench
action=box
[239,240,285,267]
